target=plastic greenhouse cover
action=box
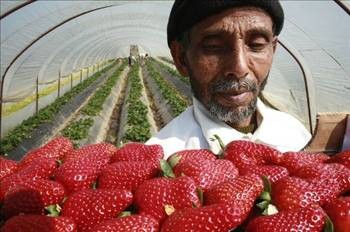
[0,0,349,137]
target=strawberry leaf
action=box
[261,175,272,193]
[196,187,204,205]
[45,204,61,217]
[324,215,334,232]
[168,154,181,168]
[160,159,175,178]
[118,211,132,217]
[256,200,269,210]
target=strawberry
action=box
[64,143,117,162]
[111,142,163,163]
[293,163,350,193]
[173,159,238,191]
[0,156,18,180]
[161,201,252,232]
[98,161,160,191]
[245,204,326,232]
[61,189,133,232]
[134,176,201,223]
[0,157,58,201]
[278,151,329,174]
[224,140,282,171]
[18,136,73,169]
[272,176,341,211]
[2,215,77,232]
[167,149,217,169]
[89,215,159,232]
[1,179,65,219]
[239,164,289,183]
[324,197,350,232]
[327,149,350,169]
[54,147,112,194]
[204,174,264,205]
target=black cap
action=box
[167,0,284,47]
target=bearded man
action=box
[146,0,311,158]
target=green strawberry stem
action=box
[210,134,225,158]
[324,215,334,232]
[45,204,61,217]
[160,159,175,178]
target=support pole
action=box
[87,67,89,79]
[36,75,39,114]
[80,69,83,83]
[70,73,73,90]
[58,71,61,98]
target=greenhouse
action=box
[0,1,349,231]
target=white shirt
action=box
[146,98,311,159]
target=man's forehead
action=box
[193,7,274,36]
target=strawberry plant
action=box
[152,57,190,85]
[145,61,188,116]
[61,118,94,140]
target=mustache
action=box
[211,78,258,93]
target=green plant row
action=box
[159,56,174,65]
[0,61,117,154]
[62,60,128,141]
[61,118,94,140]
[152,58,190,85]
[81,61,127,116]
[123,64,151,143]
[146,61,188,117]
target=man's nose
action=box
[224,45,249,79]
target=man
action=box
[146,0,311,158]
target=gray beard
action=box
[208,98,257,124]
[207,78,259,124]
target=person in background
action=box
[146,0,311,158]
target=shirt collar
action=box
[192,97,266,154]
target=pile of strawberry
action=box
[0,136,349,232]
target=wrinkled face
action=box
[171,7,277,125]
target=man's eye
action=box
[248,42,267,51]
[203,44,224,51]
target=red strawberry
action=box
[245,204,326,232]
[61,189,133,232]
[64,143,117,162]
[55,148,112,194]
[324,197,350,232]
[224,140,282,171]
[204,174,263,205]
[0,157,18,180]
[173,159,238,191]
[2,215,77,232]
[293,163,350,193]
[89,215,159,232]
[111,142,163,163]
[161,201,252,232]
[327,149,350,169]
[19,136,73,169]
[239,164,289,183]
[167,149,216,168]
[98,161,160,191]
[278,151,329,174]
[1,179,65,219]
[0,157,57,201]
[272,176,341,211]
[134,176,201,223]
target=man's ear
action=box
[272,36,278,53]
[170,40,189,76]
